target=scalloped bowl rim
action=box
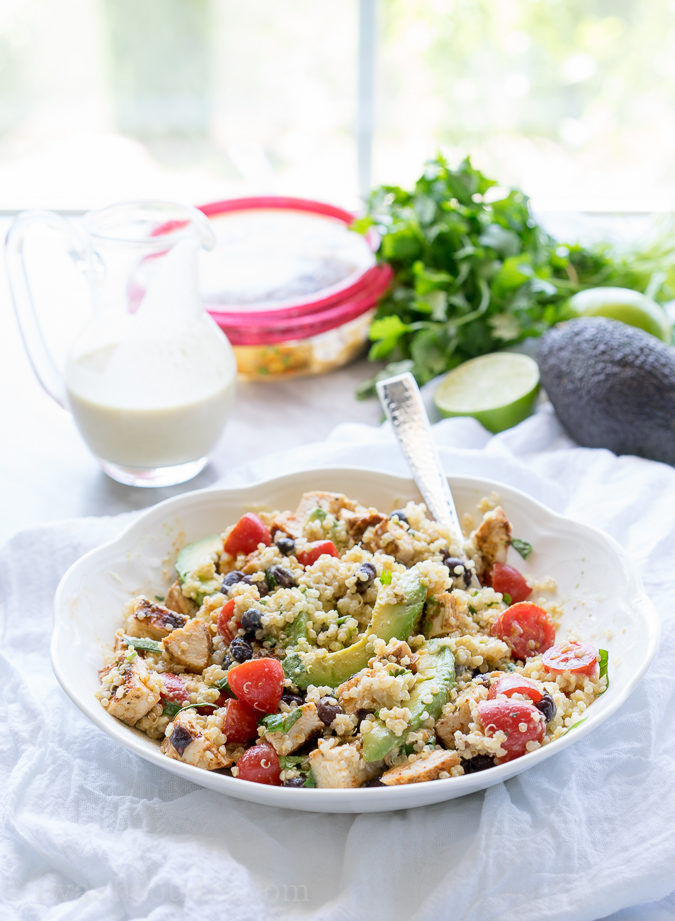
[52,467,660,813]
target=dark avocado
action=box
[537,317,675,465]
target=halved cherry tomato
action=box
[224,513,272,556]
[296,540,339,566]
[542,641,599,676]
[491,562,532,603]
[492,602,556,660]
[488,674,543,704]
[227,657,284,713]
[217,598,239,643]
[477,698,546,763]
[222,698,260,743]
[236,741,281,785]
[159,673,190,704]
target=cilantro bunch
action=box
[355,154,675,395]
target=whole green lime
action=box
[568,286,672,343]
[433,353,540,433]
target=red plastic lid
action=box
[197,196,391,345]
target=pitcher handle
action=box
[5,211,87,408]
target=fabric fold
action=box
[1,413,673,921]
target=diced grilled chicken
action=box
[435,684,486,746]
[471,507,512,582]
[370,638,418,670]
[125,597,189,640]
[423,592,478,638]
[164,581,198,617]
[162,619,212,672]
[380,749,461,785]
[309,741,377,788]
[160,709,233,770]
[294,491,357,529]
[104,654,161,726]
[294,490,390,544]
[261,702,324,756]
[340,507,387,542]
[361,518,416,564]
[336,671,375,713]
[268,510,302,540]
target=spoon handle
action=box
[376,372,462,540]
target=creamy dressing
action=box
[65,317,236,468]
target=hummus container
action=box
[198,197,392,379]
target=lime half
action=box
[434,352,540,433]
[568,287,672,343]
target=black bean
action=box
[241,608,263,638]
[316,697,344,727]
[281,691,305,707]
[535,692,557,723]
[229,637,253,662]
[442,555,473,589]
[461,755,495,774]
[354,561,377,593]
[364,777,385,787]
[266,565,297,589]
[275,536,296,556]
[221,570,253,593]
[471,671,490,683]
[169,725,195,757]
[389,509,409,525]
[283,776,307,788]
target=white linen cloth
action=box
[2,405,675,921]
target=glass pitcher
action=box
[6,201,237,487]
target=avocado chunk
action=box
[289,568,427,689]
[537,318,675,466]
[175,534,223,603]
[361,640,456,763]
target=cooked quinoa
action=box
[96,490,607,788]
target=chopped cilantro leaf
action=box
[279,754,307,770]
[355,153,675,394]
[512,538,533,559]
[215,676,235,697]
[282,653,306,684]
[303,769,317,788]
[163,701,218,718]
[261,708,303,734]
[122,635,162,654]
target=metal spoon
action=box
[376,371,462,543]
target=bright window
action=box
[1,0,674,211]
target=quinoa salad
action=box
[96,491,608,789]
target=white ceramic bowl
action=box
[52,468,659,813]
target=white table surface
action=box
[2,214,672,921]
